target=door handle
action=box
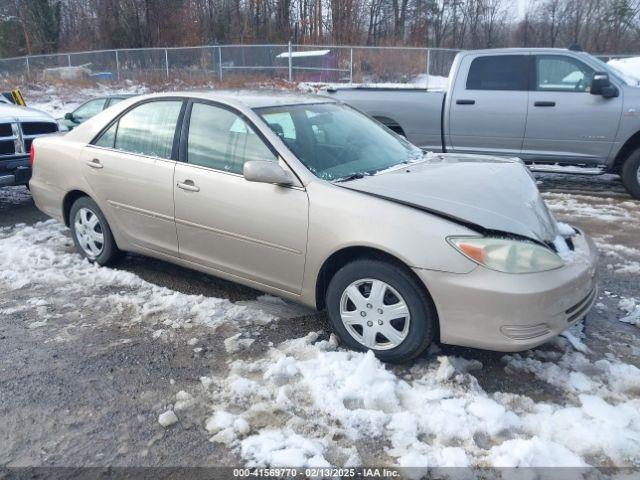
[534,101,556,107]
[177,180,200,192]
[86,158,103,169]
[456,99,475,105]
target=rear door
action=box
[447,54,529,156]
[522,54,622,165]
[82,99,184,256]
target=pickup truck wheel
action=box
[69,197,122,265]
[325,259,437,363]
[621,149,640,199]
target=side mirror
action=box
[591,72,618,98]
[243,160,294,186]
[64,112,74,120]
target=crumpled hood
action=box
[0,104,54,122]
[341,153,559,243]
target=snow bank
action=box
[618,297,640,327]
[0,220,274,332]
[192,328,640,468]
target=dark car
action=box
[59,95,136,130]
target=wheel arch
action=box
[612,130,640,173]
[62,190,91,226]
[314,245,440,340]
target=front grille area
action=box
[0,123,12,137]
[21,121,58,135]
[0,140,15,155]
[0,120,58,158]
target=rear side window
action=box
[116,101,182,159]
[93,101,182,159]
[186,103,276,174]
[466,55,529,91]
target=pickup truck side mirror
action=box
[243,160,294,186]
[64,112,74,120]
[591,72,619,98]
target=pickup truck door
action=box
[447,54,529,156]
[522,54,622,165]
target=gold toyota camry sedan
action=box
[29,91,598,362]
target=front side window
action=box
[536,55,595,92]
[255,103,424,181]
[466,55,529,91]
[187,103,276,174]
[73,99,106,122]
[109,101,182,159]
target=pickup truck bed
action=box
[327,87,446,152]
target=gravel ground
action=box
[0,172,639,470]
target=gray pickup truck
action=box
[0,101,59,187]
[327,47,640,199]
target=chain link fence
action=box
[1,44,636,88]
[0,44,461,88]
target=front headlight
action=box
[447,236,564,274]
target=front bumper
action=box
[414,229,598,352]
[0,155,31,186]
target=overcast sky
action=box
[513,0,534,19]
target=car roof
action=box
[136,90,336,109]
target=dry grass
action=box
[0,71,296,96]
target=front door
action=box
[522,54,622,165]
[82,99,184,255]
[174,101,308,294]
[447,54,529,156]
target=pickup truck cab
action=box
[327,48,640,199]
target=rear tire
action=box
[69,196,122,265]
[325,259,437,363]
[621,149,640,199]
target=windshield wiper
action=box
[333,172,367,183]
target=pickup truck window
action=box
[535,55,594,92]
[466,55,529,91]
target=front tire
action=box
[325,259,437,363]
[69,196,122,265]
[621,149,640,199]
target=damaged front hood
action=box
[341,153,558,243]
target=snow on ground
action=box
[185,326,640,468]
[25,83,148,119]
[542,192,639,224]
[0,186,32,206]
[0,220,274,334]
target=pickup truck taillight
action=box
[29,144,35,168]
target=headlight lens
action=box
[448,236,564,274]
